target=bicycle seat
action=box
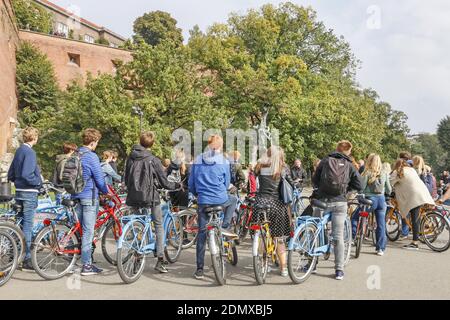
[62,199,78,208]
[311,199,327,210]
[246,197,257,204]
[358,198,373,206]
[204,206,223,214]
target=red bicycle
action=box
[234,194,257,243]
[30,186,128,280]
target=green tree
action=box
[12,0,53,33]
[33,74,136,175]
[188,2,396,166]
[133,11,183,46]
[411,133,448,174]
[438,116,450,151]
[16,42,59,126]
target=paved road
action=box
[2,236,450,300]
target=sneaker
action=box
[377,250,384,256]
[81,264,103,276]
[403,243,419,250]
[281,268,288,277]
[221,228,238,239]
[20,259,34,272]
[154,260,169,273]
[194,269,204,280]
[335,270,344,281]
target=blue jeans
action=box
[195,194,237,270]
[351,195,387,251]
[15,191,38,261]
[75,199,99,265]
[401,218,410,237]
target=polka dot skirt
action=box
[251,196,291,238]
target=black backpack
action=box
[125,155,156,208]
[61,151,88,194]
[319,157,351,197]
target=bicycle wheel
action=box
[0,221,25,264]
[0,229,18,287]
[178,209,198,249]
[164,216,182,263]
[31,224,80,280]
[117,220,147,284]
[386,209,401,242]
[344,217,352,266]
[209,229,226,286]
[225,240,238,266]
[253,229,269,285]
[101,220,121,266]
[288,224,318,284]
[421,212,450,252]
[354,217,366,259]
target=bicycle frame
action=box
[288,212,332,257]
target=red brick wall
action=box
[19,30,132,89]
[0,0,19,157]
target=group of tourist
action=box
[6,126,450,281]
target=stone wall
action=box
[0,0,19,162]
[19,30,132,89]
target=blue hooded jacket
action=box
[72,147,108,200]
[188,149,230,205]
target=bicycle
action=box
[177,196,199,250]
[31,186,125,280]
[348,196,374,259]
[386,197,450,252]
[203,205,238,286]
[250,203,279,285]
[234,194,257,243]
[287,199,352,284]
[116,190,183,284]
[0,227,18,287]
[385,196,403,242]
[291,188,309,218]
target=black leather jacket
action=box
[257,166,294,199]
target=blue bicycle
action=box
[116,190,183,284]
[0,183,68,263]
[287,199,352,284]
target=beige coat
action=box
[390,167,435,218]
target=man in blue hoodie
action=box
[8,127,42,271]
[72,128,110,276]
[189,135,238,280]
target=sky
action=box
[51,0,450,134]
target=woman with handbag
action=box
[251,146,294,277]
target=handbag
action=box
[279,174,294,204]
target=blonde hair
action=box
[22,127,39,143]
[255,146,285,179]
[381,162,392,175]
[412,155,426,175]
[362,154,382,184]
